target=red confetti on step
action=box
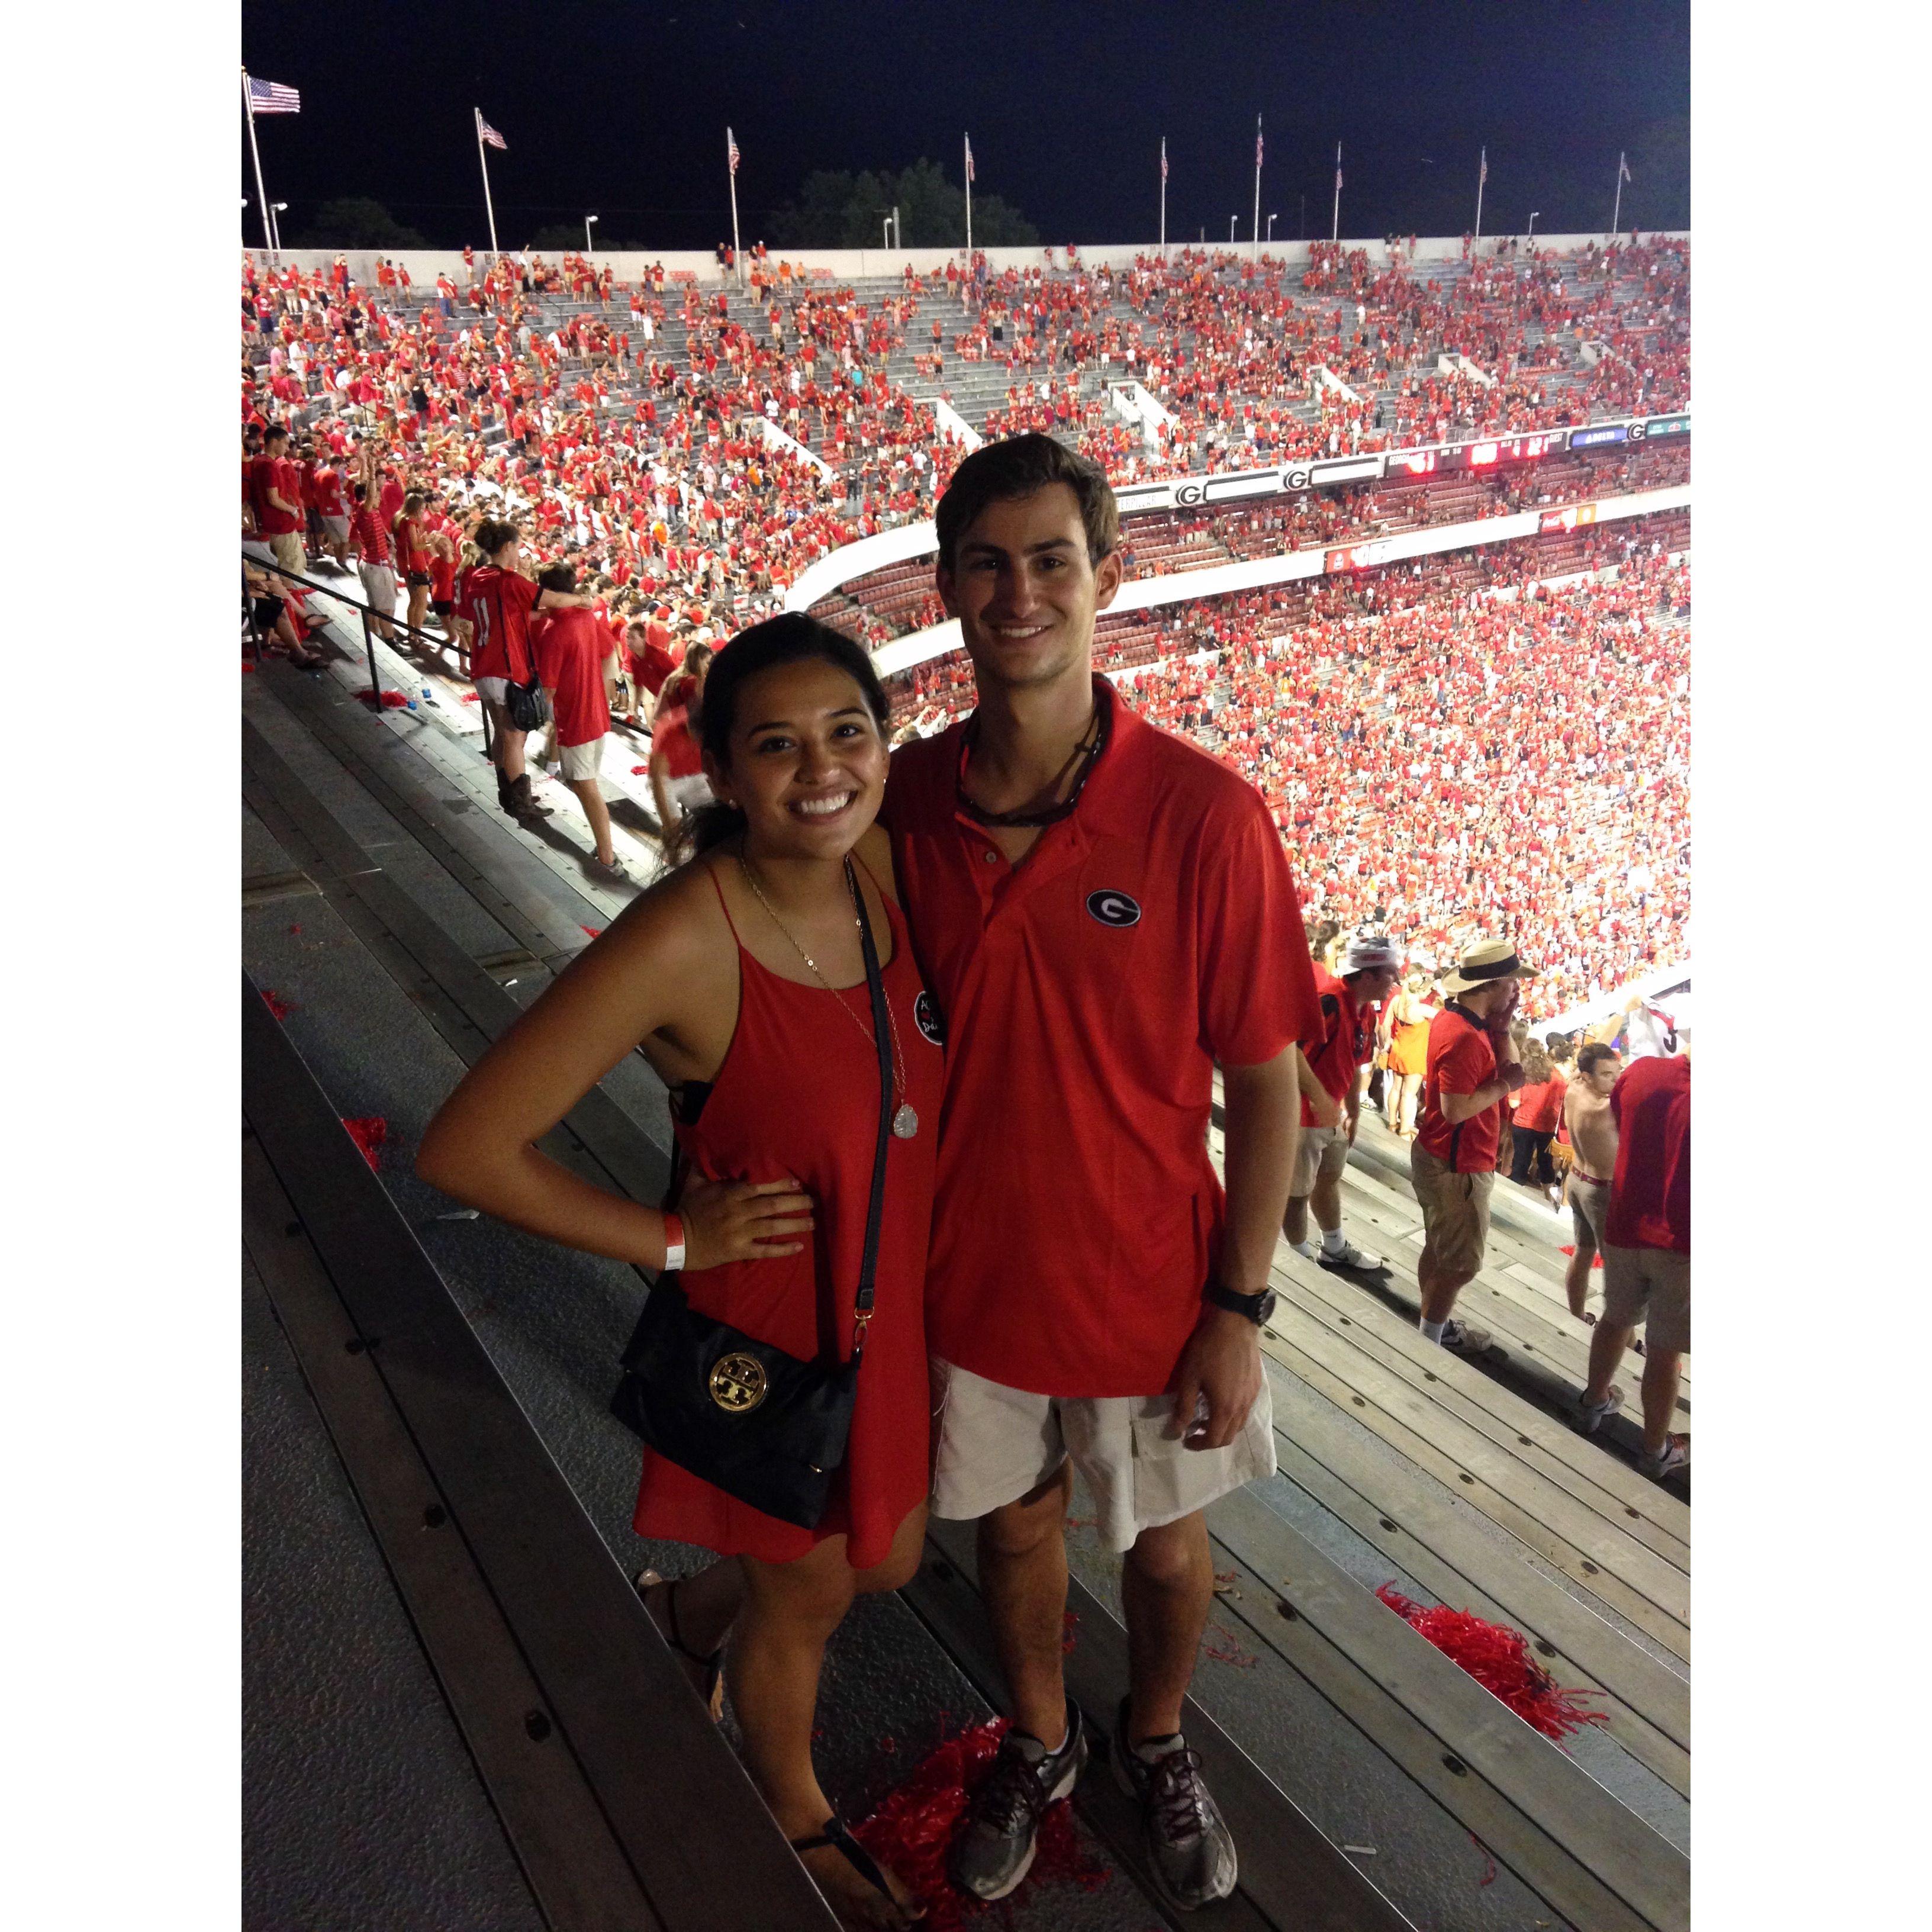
[341,1116,388,1171]
[581,924,603,939]
[848,1718,1109,1928]
[632,763,651,774]
[461,690,481,703]
[1376,1586,1607,1740]
[1557,1246,1605,1268]
[1470,1833,1498,1887]
[241,660,256,672]
[1203,1620,1257,1669]
[353,687,411,708]
[262,989,294,1020]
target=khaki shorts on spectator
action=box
[1293,1122,1350,1197]
[1601,1244,1690,1354]
[475,676,510,707]
[269,532,305,577]
[1570,1177,1610,1252]
[321,515,350,543]
[1409,1140,1493,1279]
[928,1355,1276,1554]
[558,735,604,782]
[358,562,397,619]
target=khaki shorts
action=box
[269,532,305,577]
[1601,1244,1690,1354]
[1293,1121,1350,1197]
[929,1355,1276,1554]
[1409,1140,1493,1279]
[558,735,604,782]
[475,675,510,707]
[358,562,397,618]
[321,514,350,542]
[1569,1176,1611,1252]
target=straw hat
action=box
[1440,937,1539,997]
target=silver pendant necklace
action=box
[738,855,919,1138]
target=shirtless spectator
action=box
[1563,1043,1624,1334]
[1578,1022,1690,1478]
[648,642,714,842]
[532,562,624,878]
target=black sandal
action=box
[633,1568,725,1720]
[789,1817,922,1921]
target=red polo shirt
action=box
[885,677,1319,1398]
[1604,1055,1690,1253]
[1299,965,1374,1125]
[1416,1004,1503,1173]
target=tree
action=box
[768,159,1038,249]
[290,198,427,249]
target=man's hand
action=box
[1310,1087,1344,1132]
[1344,1102,1361,1146]
[1499,1061,1527,1093]
[1170,1305,1264,1452]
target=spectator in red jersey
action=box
[249,426,305,579]
[532,562,624,878]
[1508,1039,1566,1192]
[1578,1019,1690,1479]
[1410,936,1533,1352]
[462,519,598,823]
[623,610,681,727]
[1284,932,1402,1273]
[313,455,352,571]
[350,481,399,641]
[650,643,714,840]
[392,490,436,638]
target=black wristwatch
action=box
[1204,1280,1277,1326]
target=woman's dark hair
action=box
[682,614,889,858]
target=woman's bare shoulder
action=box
[855,822,899,904]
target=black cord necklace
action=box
[955,704,1110,829]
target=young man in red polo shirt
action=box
[1285,932,1402,1274]
[886,435,1316,1913]
[1410,936,1533,1351]
[249,425,305,579]
[532,562,624,877]
[1579,1022,1690,1479]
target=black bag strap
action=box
[846,857,894,1354]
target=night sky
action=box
[241,0,1688,250]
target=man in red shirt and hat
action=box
[1409,935,1534,1352]
[887,435,1317,1914]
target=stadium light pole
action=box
[882,215,891,248]
[1474,145,1487,244]
[1267,212,1277,242]
[585,213,598,254]
[1331,143,1342,242]
[1527,210,1540,242]
[1229,215,1237,243]
[271,201,288,254]
[1251,115,1263,263]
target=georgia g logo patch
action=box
[914,991,945,1046]
[1086,889,1142,928]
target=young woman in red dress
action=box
[418,614,936,1930]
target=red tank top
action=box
[630,861,944,1567]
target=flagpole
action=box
[964,134,973,260]
[475,110,500,256]
[726,130,742,284]
[1331,143,1341,242]
[1159,138,1167,259]
[242,70,276,258]
[1474,145,1486,243]
[1252,117,1262,260]
[1612,149,1626,237]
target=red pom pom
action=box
[262,989,294,1020]
[341,1116,388,1171]
[461,690,481,703]
[1376,1586,1607,1740]
[848,1719,1109,1927]
[354,687,410,709]
[631,763,651,774]
[241,660,257,673]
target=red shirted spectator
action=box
[1580,1032,1690,1479]
[350,481,398,640]
[313,459,351,568]
[648,643,714,838]
[533,562,622,873]
[249,426,304,577]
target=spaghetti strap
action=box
[701,859,745,944]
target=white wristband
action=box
[662,1211,686,1274]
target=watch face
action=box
[1254,1290,1279,1326]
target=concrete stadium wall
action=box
[246,232,1688,290]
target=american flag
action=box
[1479,148,1489,186]
[727,127,740,175]
[1161,137,1168,183]
[248,77,300,115]
[1619,154,1632,183]
[478,111,507,150]
[1255,120,1263,170]
[965,135,975,184]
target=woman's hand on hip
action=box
[679,1176,815,1270]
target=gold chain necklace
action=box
[737,855,918,1139]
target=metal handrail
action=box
[243,542,482,741]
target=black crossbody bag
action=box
[608,860,892,1530]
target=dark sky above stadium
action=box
[242,0,1689,250]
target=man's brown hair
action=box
[933,432,1119,575]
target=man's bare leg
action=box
[1565,1228,1599,1322]
[1583,1318,1635,1408]
[568,777,616,864]
[1418,1253,1474,1326]
[1638,1347,1684,1459]
[1122,1510,1214,1743]
[975,1463,1073,1749]
[1281,1194,1311,1246]
[1309,1167,1345,1236]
